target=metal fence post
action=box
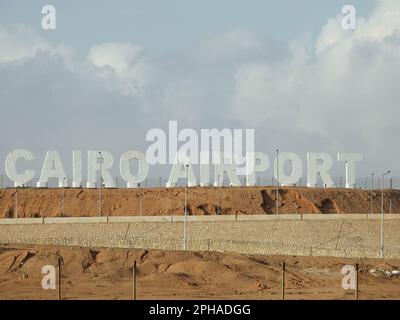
[58,257,62,300]
[281,262,285,300]
[133,261,137,300]
[355,263,359,301]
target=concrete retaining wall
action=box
[0,218,44,225]
[1,218,400,259]
[367,214,400,220]
[172,215,237,222]
[1,213,399,225]
[108,216,172,223]
[236,214,301,221]
[43,217,108,224]
[301,214,369,220]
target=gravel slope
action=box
[0,219,399,258]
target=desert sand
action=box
[0,187,399,217]
[0,245,399,300]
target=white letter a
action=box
[41,5,56,30]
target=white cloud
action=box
[161,80,207,122]
[1,1,400,178]
[230,0,400,173]
[197,28,260,63]
[196,27,287,65]
[231,61,299,126]
[87,42,154,97]
[0,24,73,65]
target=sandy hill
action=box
[0,187,398,217]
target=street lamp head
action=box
[383,170,391,177]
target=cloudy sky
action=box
[0,0,399,185]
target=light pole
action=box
[217,174,221,215]
[139,188,142,216]
[61,177,66,216]
[371,173,374,214]
[15,188,18,218]
[183,164,189,250]
[98,152,103,217]
[276,149,279,215]
[381,170,391,259]
[140,186,144,216]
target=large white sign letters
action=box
[4,149,363,189]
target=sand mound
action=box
[1,245,400,300]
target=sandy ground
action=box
[0,187,399,217]
[0,245,399,300]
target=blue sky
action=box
[0,0,376,53]
[0,0,399,184]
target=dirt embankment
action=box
[0,245,400,300]
[0,187,399,218]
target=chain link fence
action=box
[0,174,398,190]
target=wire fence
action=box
[0,174,399,190]
[1,235,396,300]
[41,261,361,300]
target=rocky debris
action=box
[369,262,400,278]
